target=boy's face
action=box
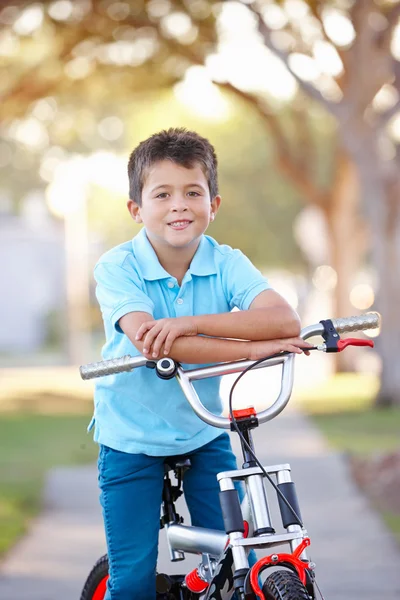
[128,160,221,253]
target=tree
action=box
[244,0,399,403]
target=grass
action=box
[0,412,98,556]
[296,373,400,543]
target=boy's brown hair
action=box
[127,128,218,205]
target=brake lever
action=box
[314,338,374,352]
[337,338,374,351]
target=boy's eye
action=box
[156,192,169,199]
[188,191,200,197]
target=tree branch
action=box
[218,82,329,208]
[247,4,341,118]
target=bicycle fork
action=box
[217,462,312,599]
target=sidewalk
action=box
[0,406,399,599]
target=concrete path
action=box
[0,406,399,599]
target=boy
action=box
[93,128,311,599]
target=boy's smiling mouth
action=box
[168,220,193,230]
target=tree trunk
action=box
[323,152,368,371]
[373,178,400,407]
[342,125,400,406]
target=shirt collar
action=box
[132,228,217,281]
[189,235,217,276]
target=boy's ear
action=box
[127,199,142,223]
[210,195,222,221]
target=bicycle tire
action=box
[262,569,310,600]
[80,554,109,600]
[79,554,186,600]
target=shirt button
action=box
[176,298,184,305]
[167,281,175,288]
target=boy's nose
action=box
[171,198,188,211]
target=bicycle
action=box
[79,312,379,600]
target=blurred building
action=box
[0,208,66,354]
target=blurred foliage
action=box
[296,373,380,414]
[0,412,97,556]
[0,0,339,271]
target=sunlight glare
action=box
[0,30,19,56]
[289,53,320,82]
[312,265,337,292]
[364,325,381,339]
[284,0,309,20]
[86,152,127,195]
[206,45,297,101]
[96,41,152,66]
[313,40,343,77]
[161,12,192,38]
[322,9,356,47]
[107,2,130,21]
[31,97,58,122]
[174,66,231,121]
[13,5,44,35]
[350,284,375,310]
[48,0,73,21]
[64,56,94,79]
[388,114,400,142]
[219,1,257,35]
[12,118,49,150]
[46,156,87,217]
[373,84,399,113]
[261,4,288,30]
[98,116,124,141]
[314,75,343,102]
[147,0,171,19]
[391,23,400,60]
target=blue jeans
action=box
[98,433,252,600]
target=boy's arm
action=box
[119,311,311,364]
[194,290,300,340]
[136,290,301,357]
[120,312,250,363]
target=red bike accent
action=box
[185,568,209,593]
[92,575,108,600]
[337,338,374,352]
[230,407,256,420]
[225,521,249,549]
[249,537,311,600]
[243,520,249,538]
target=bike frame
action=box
[80,313,379,599]
[164,462,307,599]
[160,354,307,599]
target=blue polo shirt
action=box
[92,228,271,456]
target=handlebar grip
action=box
[331,312,380,333]
[80,355,136,380]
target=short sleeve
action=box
[94,261,154,333]
[222,250,272,311]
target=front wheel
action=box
[263,570,310,600]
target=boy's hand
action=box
[136,317,198,358]
[248,338,313,361]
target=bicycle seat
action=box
[164,457,191,475]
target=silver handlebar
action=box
[80,312,380,429]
